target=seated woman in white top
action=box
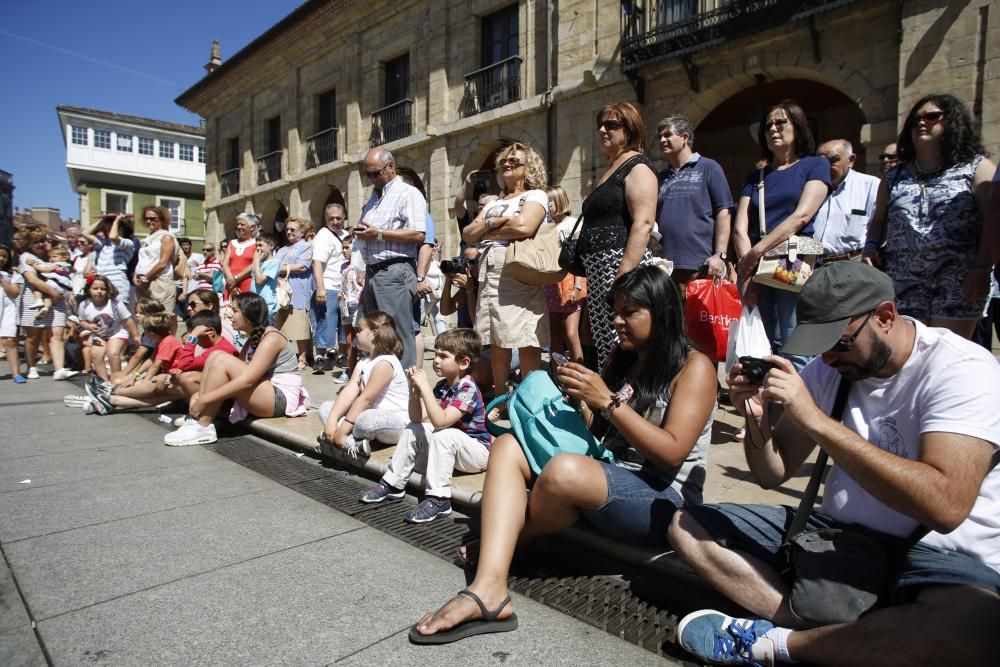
[317,311,411,458]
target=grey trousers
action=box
[361,261,418,368]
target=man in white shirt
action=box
[355,148,426,368]
[311,203,350,372]
[669,261,1000,666]
[812,140,880,264]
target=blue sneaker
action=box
[12,374,26,384]
[677,609,775,667]
[404,496,452,524]
[360,480,405,504]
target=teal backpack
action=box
[486,370,614,475]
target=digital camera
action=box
[739,356,777,385]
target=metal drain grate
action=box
[209,434,688,659]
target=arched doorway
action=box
[692,79,868,196]
[308,185,346,226]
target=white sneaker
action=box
[53,368,80,381]
[334,372,349,383]
[64,394,89,407]
[173,415,198,428]
[81,399,96,414]
[26,367,39,380]
[164,422,217,447]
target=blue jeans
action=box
[757,285,811,371]
[309,290,341,351]
[580,462,687,545]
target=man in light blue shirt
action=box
[813,139,880,263]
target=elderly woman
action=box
[18,230,76,380]
[576,102,658,369]
[274,217,314,370]
[733,99,830,370]
[221,212,259,298]
[462,141,550,400]
[134,205,179,332]
[863,93,997,339]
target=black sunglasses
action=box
[831,311,875,352]
[878,153,898,161]
[597,118,625,131]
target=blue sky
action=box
[1,1,302,219]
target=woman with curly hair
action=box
[577,102,658,369]
[134,205,179,332]
[163,292,309,446]
[863,93,996,339]
[462,141,551,400]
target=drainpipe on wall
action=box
[545,0,556,179]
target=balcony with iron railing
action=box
[369,99,413,147]
[305,128,338,170]
[219,168,240,198]
[620,0,859,73]
[460,56,523,118]
[256,150,283,185]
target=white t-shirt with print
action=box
[801,319,1000,572]
[480,189,550,247]
[357,353,409,416]
[78,297,133,339]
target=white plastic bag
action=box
[725,306,772,375]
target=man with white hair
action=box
[355,147,426,368]
[813,139,880,265]
[311,202,350,373]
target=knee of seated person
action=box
[536,453,585,494]
[489,434,522,462]
[666,509,699,553]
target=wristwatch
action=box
[376,229,384,241]
[713,252,729,261]
[417,275,426,282]
[186,336,199,344]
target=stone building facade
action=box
[176,0,1000,254]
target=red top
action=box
[175,337,237,372]
[154,336,184,372]
[226,239,255,296]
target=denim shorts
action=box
[580,462,686,545]
[683,503,1000,601]
[272,386,287,418]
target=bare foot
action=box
[413,587,513,637]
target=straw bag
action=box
[751,169,823,292]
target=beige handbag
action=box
[503,196,567,286]
[752,169,823,292]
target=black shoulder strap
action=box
[784,377,852,541]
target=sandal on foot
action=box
[456,538,480,567]
[408,589,517,645]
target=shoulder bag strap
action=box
[784,377,852,541]
[757,168,767,240]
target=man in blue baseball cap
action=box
[668,261,1000,666]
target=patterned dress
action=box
[884,156,987,320]
[578,155,654,368]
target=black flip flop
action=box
[408,589,518,645]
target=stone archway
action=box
[307,184,347,226]
[688,79,870,195]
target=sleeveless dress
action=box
[883,157,988,321]
[227,239,255,297]
[578,154,655,368]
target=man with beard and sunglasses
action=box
[667,261,1000,667]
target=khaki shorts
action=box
[276,307,311,341]
[475,244,549,348]
[139,276,176,313]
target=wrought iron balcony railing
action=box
[460,56,523,118]
[621,0,858,72]
[369,99,413,147]
[305,128,338,170]
[256,150,283,185]
[219,168,240,198]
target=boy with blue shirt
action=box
[251,233,280,324]
[361,328,491,523]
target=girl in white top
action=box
[318,311,410,458]
[0,245,25,382]
[77,275,141,380]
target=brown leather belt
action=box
[819,250,863,264]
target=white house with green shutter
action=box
[57,105,207,248]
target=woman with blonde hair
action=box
[134,205,179,332]
[544,185,585,363]
[462,141,551,401]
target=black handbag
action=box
[557,214,586,276]
[781,378,900,628]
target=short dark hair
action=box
[177,237,192,245]
[435,328,481,368]
[757,99,815,161]
[188,310,223,335]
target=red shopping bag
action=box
[684,278,742,362]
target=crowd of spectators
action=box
[1,92,998,665]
